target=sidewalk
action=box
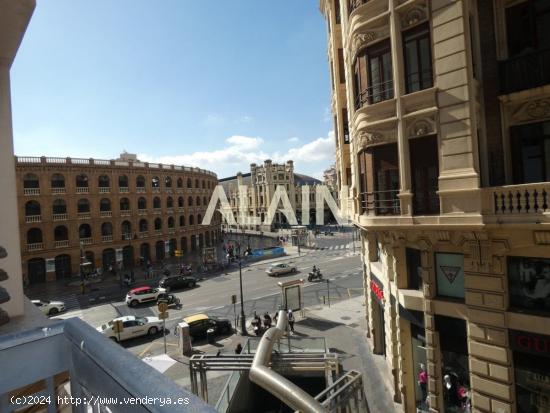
[157,295,402,413]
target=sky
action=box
[11,0,335,180]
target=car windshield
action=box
[101,324,109,330]
[136,317,147,324]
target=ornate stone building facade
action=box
[219,160,333,229]
[322,0,550,412]
[16,154,221,284]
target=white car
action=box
[125,286,166,307]
[266,263,298,276]
[32,299,65,316]
[97,316,163,342]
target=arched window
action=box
[75,174,88,188]
[152,176,160,188]
[120,197,130,211]
[27,228,42,244]
[100,198,111,211]
[51,173,65,188]
[101,222,113,236]
[197,214,202,224]
[23,173,39,189]
[179,216,185,227]
[167,197,174,208]
[195,179,199,188]
[136,175,145,188]
[167,217,175,228]
[138,197,146,209]
[25,200,41,216]
[52,199,66,214]
[98,175,109,188]
[177,178,183,188]
[202,180,205,189]
[154,218,162,230]
[188,196,193,206]
[77,199,90,213]
[139,219,148,232]
[189,215,194,225]
[79,224,92,239]
[153,196,161,209]
[187,178,192,188]
[196,196,201,206]
[165,176,172,188]
[178,197,184,208]
[203,196,207,205]
[119,175,128,188]
[54,225,68,241]
[121,221,132,237]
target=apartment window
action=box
[410,135,440,215]
[406,248,423,290]
[343,108,350,144]
[367,40,394,104]
[335,0,341,24]
[506,0,550,58]
[403,23,433,94]
[511,121,550,184]
[338,48,345,84]
[334,116,339,146]
[435,252,465,300]
[354,40,394,108]
[508,256,550,315]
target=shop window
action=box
[508,256,550,315]
[435,252,465,300]
[510,330,550,413]
[406,248,423,290]
[411,324,428,411]
[435,315,470,412]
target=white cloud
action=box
[287,137,300,143]
[138,131,336,178]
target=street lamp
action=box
[124,232,136,283]
[226,237,247,335]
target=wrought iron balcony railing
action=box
[359,190,400,216]
[354,80,394,110]
[499,48,550,95]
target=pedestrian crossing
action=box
[310,243,351,251]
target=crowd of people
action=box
[250,309,295,336]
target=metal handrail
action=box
[249,310,326,413]
[355,79,394,109]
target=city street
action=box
[52,235,364,359]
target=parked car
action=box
[97,316,163,342]
[125,286,166,307]
[158,275,196,292]
[266,263,297,276]
[182,314,232,339]
[31,299,65,316]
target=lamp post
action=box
[124,232,136,283]
[227,238,247,335]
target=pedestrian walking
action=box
[288,310,295,333]
[235,343,243,354]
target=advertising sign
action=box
[203,247,216,264]
[115,248,123,263]
[46,258,55,273]
[435,253,464,299]
[508,256,550,314]
[164,241,170,253]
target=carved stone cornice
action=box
[405,116,437,138]
[509,97,550,125]
[400,4,428,29]
[357,130,385,148]
[350,26,390,58]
